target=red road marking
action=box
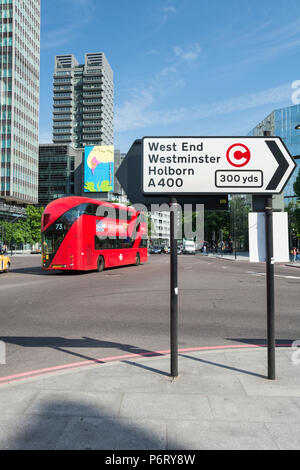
[0,343,292,386]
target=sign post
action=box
[170,197,178,378]
[265,196,276,380]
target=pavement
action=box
[207,251,300,268]
[0,345,300,450]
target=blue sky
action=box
[40,0,300,152]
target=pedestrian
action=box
[203,244,207,256]
[293,247,297,262]
[296,249,300,262]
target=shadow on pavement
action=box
[0,336,167,375]
[179,354,266,379]
[10,263,143,277]
[4,400,169,450]
[9,266,89,276]
[121,359,170,377]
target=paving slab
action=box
[55,418,167,451]
[120,392,212,421]
[167,420,278,450]
[0,415,69,450]
[208,395,300,423]
[24,390,123,418]
[265,422,300,450]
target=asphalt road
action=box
[0,254,299,379]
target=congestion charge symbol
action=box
[226,143,251,168]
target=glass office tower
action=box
[248,105,300,202]
[0,0,40,206]
[53,53,114,148]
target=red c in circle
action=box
[226,144,251,168]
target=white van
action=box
[183,240,196,255]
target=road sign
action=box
[142,136,296,195]
[116,140,228,210]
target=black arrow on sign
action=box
[265,140,289,191]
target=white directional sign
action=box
[142,137,296,194]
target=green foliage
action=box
[25,205,44,243]
[293,168,300,200]
[229,197,251,250]
[295,207,300,235]
[0,205,44,246]
[286,199,300,238]
[204,211,230,241]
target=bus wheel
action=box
[97,256,105,272]
[135,253,140,266]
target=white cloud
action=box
[41,24,77,49]
[173,43,201,61]
[41,0,95,49]
[146,49,159,55]
[162,6,176,13]
[115,83,291,133]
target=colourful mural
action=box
[84,145,114,192]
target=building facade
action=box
[149,211,171,245]
[38,144,83,207]
[39,144,124,207]
[53,53,113,148]
[0,0,40,211]
[248,105,300,202]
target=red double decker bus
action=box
[41,196,148,272]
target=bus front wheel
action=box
[135,253,140,266]
[97,256,105,272]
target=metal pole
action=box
[265,196,276,380]
[232,209,237,260]
[170,197,178,377]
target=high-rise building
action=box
[53,53,113,148]
[248,104,300,202]
[0,0,40,210]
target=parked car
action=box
[150,246,162,254]
[0,252,11,273]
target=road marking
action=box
[247,271,300,280]
[0,279,54,290]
